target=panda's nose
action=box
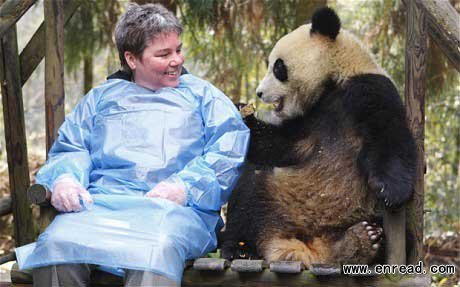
[256,91,263,98]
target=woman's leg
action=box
[32,264,93,287]
[124,270,179,287]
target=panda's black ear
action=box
[310,7,341,40]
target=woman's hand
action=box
[51,176,93,212]
[145,181,187,205]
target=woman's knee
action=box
[32,264,92,287]
[124,270,179,287]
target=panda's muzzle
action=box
[257,91,284,112]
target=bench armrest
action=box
[27,184,51,206]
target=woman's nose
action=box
[170,53,184,66]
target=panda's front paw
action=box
[368,175,413,209]
[235,103,255,118]
[221,243,235,260]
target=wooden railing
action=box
[0,0,36,246]
[0,0,79,239]
[0,0,35,38]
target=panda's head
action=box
[256,7,385,125]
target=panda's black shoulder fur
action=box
[343,74,407,129]
[342,73,416,168]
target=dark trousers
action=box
[32,264,179,287]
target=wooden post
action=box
[0,18,35,245]
[41,0,65,229]
[0,0,36,38]
[405,0,427,265]
[384,208,406,264]
[20,0,80,86]
[416,0,460,72]
[45,0,65,151]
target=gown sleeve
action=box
[169,84,250,212]
[35,89,99,191]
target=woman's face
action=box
[125,32,185,90]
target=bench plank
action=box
[231,259,266,272]
[192,258,230,271]
[11,263,431,287]
[269,261,304,273]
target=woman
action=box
[15,4,249,287]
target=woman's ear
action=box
[124,51,137,70]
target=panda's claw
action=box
[369,174,413,209]
[356,221,383,245]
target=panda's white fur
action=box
[256,24,388,125]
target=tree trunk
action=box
[83,55,93,94]
[42,0,65,231]
[80,2,93,94]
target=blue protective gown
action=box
[15,74,250,282]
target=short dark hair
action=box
[114,3,182,72]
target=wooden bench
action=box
[10,258,431,287]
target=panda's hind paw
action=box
[352,221,383,257]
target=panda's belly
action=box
[266,141,377,232]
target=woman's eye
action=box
[156,53,169,57]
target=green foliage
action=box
[64,0,121,76]
[425,83,460,234]
[177,0,325,103]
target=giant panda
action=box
[221,7,417,267]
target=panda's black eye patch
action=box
[273,58,288,82]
